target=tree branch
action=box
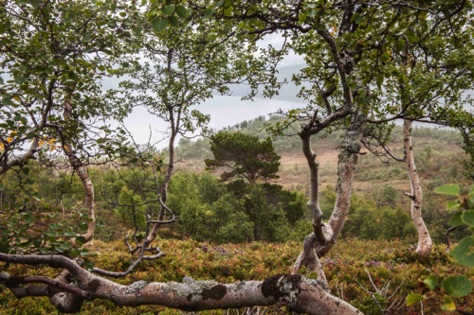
[0,253,360,314]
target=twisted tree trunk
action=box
[63,147,96,243]
[403,119,432,256]
[293,112,367,273]
[319,112,366,256]
[63,99,95,244]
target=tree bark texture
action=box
[293,111,367,273]
[63,100,95,244]
[146,125,176,243]
[0,253,361,315]
[317,112,366,256]
[292,112,366,277]
[300,133,334,246]
[64,150,96,243]
[403,119,432,256]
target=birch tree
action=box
[106,13,256,246]
[1,1,474,314]
[0,0,141,246]
[362,8,474,256]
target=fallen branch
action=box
[0,253,361,314]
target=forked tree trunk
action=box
[146,49,179,244]
[146,127,176,243]
[292,112,366,271]
[403,119,432,256]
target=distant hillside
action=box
[172,116,466,195]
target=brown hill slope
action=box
[175,132,465,196]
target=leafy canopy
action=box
[205,131,280,185]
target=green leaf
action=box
[446,199,461,211]
[29,2,41,10]
[161,5,174,16]
[224,5,233,16]
[351,12,363,23]
[434,184,460,196]
[0,183,4,191]
[448,211,464,227]
[75,236,86,246]
[14,76,27,84]
[406,293,424,306]
[151,18,168,32]
[2,96,12,105]
[203,8,215,18]
[49,223,60,230]
[176,5,189,18]
[462,210,474,227]
[423,275,437,291]
[23,213,36,224]
[21,166,30,175]
[376,74,383,89]
[168,15,179,27]
[83,37,93,43]
[83,258,94,270]
[451,236,474,267]
[69,248,80,258]
[45,230,58,237]
[441,296,456,311]
[468,190,474,207]
[442,276,473,297]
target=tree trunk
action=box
[64,147,96,243]
[321,112,366,255]
[146,113,177,243]
[403,119,432,256]
[293,112,366,271]
[300,131,334,246]
[146,49,179,244]
[62,99,95,244]
[0,253,361,315]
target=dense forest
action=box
[1,0,474,314]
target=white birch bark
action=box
[403,120,432,256]
[0,253,362,315]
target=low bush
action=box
[1,239,473,314]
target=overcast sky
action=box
[121,94,303,148]
[117,33,306,148]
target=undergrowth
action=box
[1,239,473,314]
